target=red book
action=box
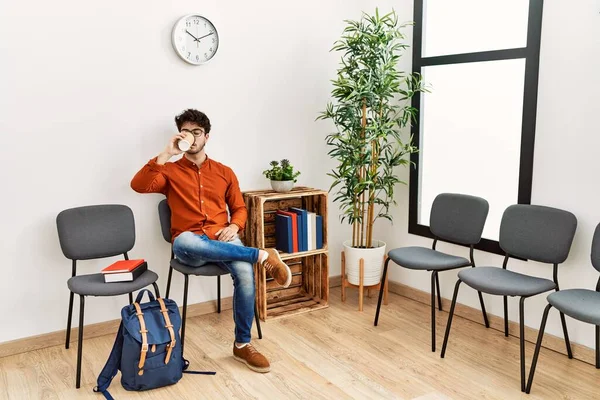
[101,259,145,274]
[103,262,147,283]
[276,210,298,253]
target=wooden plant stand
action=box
[341,252,388,311]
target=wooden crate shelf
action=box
[279,248,328,261]
[243,187,329,321]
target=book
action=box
[103,262,148,283]
[276,209,299,253]
[275,214,294,253]
[101,259,145,274]
[307,211,317,251]
[316,214,323,249]
[306,212,313,251]
[288,207,308,252]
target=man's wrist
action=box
[156,152,172,165]
[229,223,240,232]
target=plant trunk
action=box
[360,99,368,248]
[352,204,359,247]
[366,138,376,249]
[366,103,383,248]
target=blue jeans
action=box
[172,231,259,344]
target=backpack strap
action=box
[182,358,217,375]
[93,322,124,400]
[135,289,156,304]
[157,298,177,364]
[133,302,149,375]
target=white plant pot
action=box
[343,240,386,286]
[270,180,294,192]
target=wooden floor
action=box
[1,287,599,399]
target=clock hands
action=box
[185,30,200,42]
[185,29,215,52]
[185,29,214,49]
[196,31,215,41]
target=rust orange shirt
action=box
[131,155,247,242]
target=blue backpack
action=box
[93,289,215,399]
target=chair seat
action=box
[171,259,229,276]
[458,267,556,297]
[67,270,158,296]
[548,289,600,325]
[388,247,470,270]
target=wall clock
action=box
[171,15,219,65]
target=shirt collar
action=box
[180,154,210,170]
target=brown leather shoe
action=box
[233,343,271,373]
[262,248,292,287]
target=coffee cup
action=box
[177,131,195,152]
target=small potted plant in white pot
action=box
[262,159,301,192]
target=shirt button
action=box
[200,185,203,188]
[201,200,204,203]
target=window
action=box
[409,0,544,254]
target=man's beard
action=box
[186,143,205,155]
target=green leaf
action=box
[317,8,427,235]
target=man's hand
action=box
[216,224,239,242]
[157,133,186,164]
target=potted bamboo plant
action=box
[318,9,427,286]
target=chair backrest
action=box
[158,199,172,243]
[56,204,135,260]
[591,223,600,273]
[499,204,577,264]
[429,193,489,245]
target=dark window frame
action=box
[408,0,544,255]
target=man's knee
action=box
[173,231,199,252]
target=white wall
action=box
[4,0,596,351]
[373,0,600,349]
[0,0,365,343]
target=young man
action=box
[131,109,292,373]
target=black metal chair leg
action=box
[374,257,390,326]
[181,274,189,354]
[152,282,161,298]
[431,271,437,352]
[519,297,527,392]
[128,292,133,304]
[441,280,462,358]
[504,296,509,337]
[558,311,573,358]
[526,303,553,394]
[76,295,85,389]
[254,302,263,339]
[435,272,442,311]
[65,291,74,349]
[477,291,490,328]
[596,325,599,369]
[217,275,221,314]
[165,266,174,298]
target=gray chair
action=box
[526,222,600,393]
[374,193,491,352]
[440,204,577,393]
[56,204,159,389]
[158,199,262,355]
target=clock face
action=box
[171,15,219,65]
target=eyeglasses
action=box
[181,128,205,137]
